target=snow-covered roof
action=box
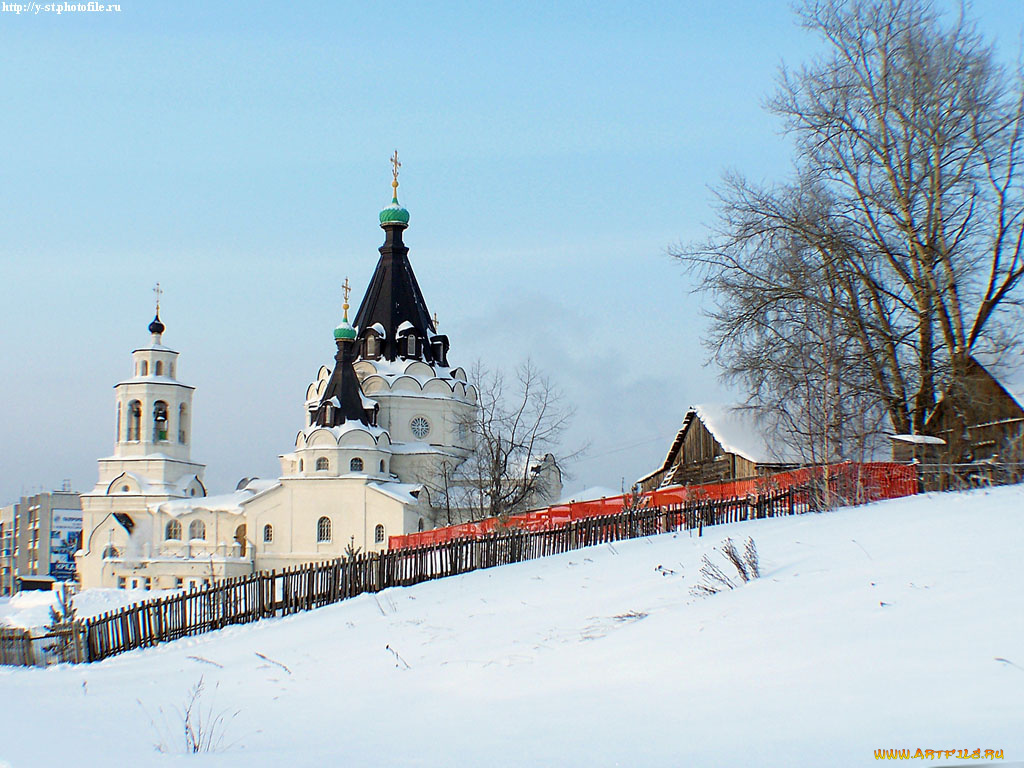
[131,343,178,354]
[396,320,415,335]
[367,481,423,506]
[889,434,946,446]
[301,421,389,441]
[118,374,193,387]
[687,404,803,465]
[386,442,459,456]
[152,480,279,517]
[954,351,1024,410]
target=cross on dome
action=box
[334,277,357,341]
[148,282,165,335]
[390,150,401,201]
[379,152,410,228]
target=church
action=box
[76,161,561,591]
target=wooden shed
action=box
[638,404,802,492]
[912,357,1024,463]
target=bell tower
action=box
[94,293,206,498]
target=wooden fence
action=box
[0,485,808,666]
[82,486,804,663]
[0,624,87,667]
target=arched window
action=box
[154,401,169,442]
[365,334,378,359]
[189,520,206,540]
[380,460,386,472]
[102,545,119,559]
[140,360,148,376]
[234,524,247,557]
[417,518,425,532]
[155,361,163,376]
[374,524,385,544]
[407,335,416,356]
[317,516,331,543]
[178,403,188,444]
[350,457,363,472]
[263,524,273,543]
[299,459,304,472]
[127,400,141,441]
[165,520,182,540]
[316,457,329,472]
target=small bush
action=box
[145,676,239,754]
[691,537,761,597]
[743,537,760,578]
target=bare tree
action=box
[423,361,580,524]
[674,0,1024,454]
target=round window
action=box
[410,416,430,439]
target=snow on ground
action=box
[0,588,180,629]
[2,486,1023,767]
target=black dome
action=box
[148,312,165,335]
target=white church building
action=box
[77,168,561,591]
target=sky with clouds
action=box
[1,0,1020,502]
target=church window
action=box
[165,520,182,540]
[121,485,130,493]
[140,361,148,376]
[380,460,386,473]
[317,516,331,542]
[410,416,430,439]
[155,361,163,376]
[299,459,304,472]
[316,457,329,472]
[263,524,273,543]
[154,401,169,442]
[178,404,188,443]
[117,576,126,589]
[417,518,424,532]
[127,400,142,441]
[365,334,378,359]
[407,335,416,356]
[189,520,206,540]
[374,524,385,544]
[350,457,363,472]
[234,524,247,557]
[102,545,119,559]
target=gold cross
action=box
[391,150,401,184]
[342,277,351,305]
[153,282,162,311]
[432,311,439,331]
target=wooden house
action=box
[638,404,802,492]
[891,357,1024,464]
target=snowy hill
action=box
[2,486,1023,767]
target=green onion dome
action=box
[334,320,357,341]
[379,197,410,227]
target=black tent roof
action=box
[352,225,437,362]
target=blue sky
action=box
[1,0,1020,502]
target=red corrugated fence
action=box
[389,461,919,551]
